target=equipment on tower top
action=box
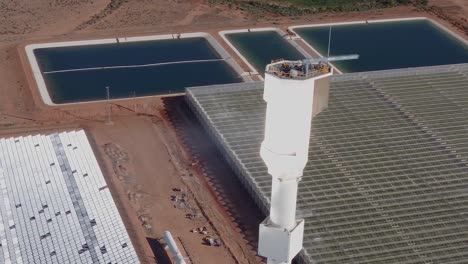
[266,54,359,80]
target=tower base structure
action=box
[259,218,305,264]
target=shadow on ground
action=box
[161,96,265,258]
[146,237,171,264]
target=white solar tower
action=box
[258,57,358,264]
[258,59,333,264]
[258,54,356,263]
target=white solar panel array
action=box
[0,130,139,264]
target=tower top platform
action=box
[266,59,331,80]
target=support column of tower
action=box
[258,60,333,264]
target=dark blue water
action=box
[226,31,304,74]
[34,38,241,104]
[45,61,238,103]
[295,20,468,72]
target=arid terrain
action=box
[0,0,466,263]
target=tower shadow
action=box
[161,96,265,261]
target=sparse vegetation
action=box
[208,0,429,16]
[76,0,129,30]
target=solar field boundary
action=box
[332,62,468,81]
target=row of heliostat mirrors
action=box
[0,130,139,264]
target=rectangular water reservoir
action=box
[221,29,306,75]
[291,18,468,73]
[26,34,243,105]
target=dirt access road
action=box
[0,0,466,263]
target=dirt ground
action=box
[0,0,467,263]
[428,0,468,32]
[85,112,252,264]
